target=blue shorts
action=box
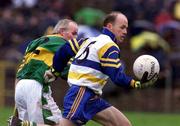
[63,85,111,126]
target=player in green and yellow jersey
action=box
[13,19,79,125]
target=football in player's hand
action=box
[133,55,160,80]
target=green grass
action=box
[0,107,14,126]
[1,107,180,126]
[125,111,180,126]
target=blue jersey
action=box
[60,28,134,125]
[68,28,133,95]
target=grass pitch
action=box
[0,107,180,126]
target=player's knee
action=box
[113,111,132,126]
[122,119,132,126]
[105,117,131,126]
[114,118,132,126]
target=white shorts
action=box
[15,79,62,124]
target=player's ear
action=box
[59,28,66,35]
[106,23,113,30]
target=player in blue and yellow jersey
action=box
[50,12,157,126]
[11,19,80,126]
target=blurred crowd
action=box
[0,0,180,88]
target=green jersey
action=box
[16,34,79,84]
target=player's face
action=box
[63,22,78,40]
[111,14,128,44]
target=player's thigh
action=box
[41,87,62,124]
[26,80,44,123]
[92,106,132,126]
[16,79,44,122]
[15,80,30,120]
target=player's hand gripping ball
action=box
[133,55,160,81]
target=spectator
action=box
[12,0,38,8]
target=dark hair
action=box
[103,11,123,26]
